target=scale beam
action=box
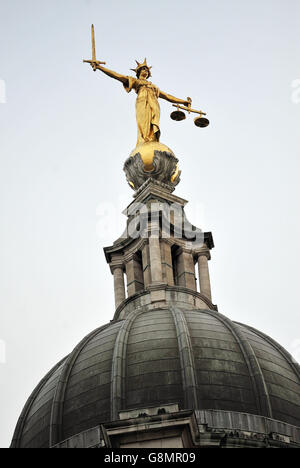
[171,103,209,127]
[172,103,206,116]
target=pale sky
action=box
[0,0,300,448]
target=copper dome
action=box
[11,307,300,448]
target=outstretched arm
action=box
[90,62,129,86]
[159,90,191,107]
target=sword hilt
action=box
[84,25,106,71]
[83,59,106,70]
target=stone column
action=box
[149,236,163,284]
[125,254,144,297]
[147,214,163,284]
[197,252,212,301]
[160,241,174,286]
[141,243,151,287]
[176,248,196,291]
[112,266,126,309]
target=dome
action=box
[11,307,300,448]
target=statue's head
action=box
[137,67,150,79]
[131,58,152,79]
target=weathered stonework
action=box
[11,146,300,449]
[13,307,300,448]
[104,181,215,314]
[52,409,300,448]
[123,151,180,191]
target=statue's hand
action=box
[90,61,98,71]
[186,97,192,107]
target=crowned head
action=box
[131,58,152,79]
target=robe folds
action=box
[124,77,160,145]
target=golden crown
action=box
[130,58,152,77]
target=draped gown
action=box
[124,77,161,146]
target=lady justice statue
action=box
[90,56,191,147]
[83,25,208,189]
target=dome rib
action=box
[49,324,111,447]
[10,356,67,448]
[171,306,198,409]
[12,307,300,447]
[237,323,300,382]
[203,310,273,418]
[110,309,146,420]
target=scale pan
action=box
[170,110,186,121]
[194,117,209,127]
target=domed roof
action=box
[11,307,300,448]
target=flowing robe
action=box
[124,77,160,145]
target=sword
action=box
[91,24,96,62]
[83,24,106,70]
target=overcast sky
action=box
[0,0,300,448]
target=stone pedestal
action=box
[123,144,180,191]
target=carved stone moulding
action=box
[123,141,181,191]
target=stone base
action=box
[112,284,218,321]
[52,409,300,448]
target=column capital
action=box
[195,246,211,261]
[174,245,197,256]
[109,254,125,273]
[123,252,140,264]
[110,263,124,273]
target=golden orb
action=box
[171,163,179,183]
[130,141,175,172]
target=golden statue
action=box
[90,57,191,147]
[83,26,208,185]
